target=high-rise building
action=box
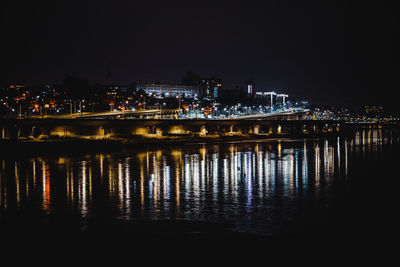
[245,79,256,99]
[199,78,222,99]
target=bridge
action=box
[28,109,183,119]
[27,108,309,120]
[1,116,395,141]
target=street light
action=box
[277,94,288,109]
[176,95,181,109]
[265,91,276,112]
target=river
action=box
[1,129,399,243]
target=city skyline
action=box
[1,1,398,112]
[1,0,399,253]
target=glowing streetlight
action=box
[176,95,181,109]
[265,91,276,112]
[277,94,288,109]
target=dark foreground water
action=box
[1,130,399,247]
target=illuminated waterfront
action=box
[0,129,399,238]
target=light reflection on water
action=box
[0,129,398,235]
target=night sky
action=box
[1,0,398,111]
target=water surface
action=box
[1,129,399,238]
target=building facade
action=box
[136,83,200,98]
[244,79,256,99]
[198,79,222,99]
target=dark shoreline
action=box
[0,132,351,154]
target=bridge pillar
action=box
[199,126,207,136]
[320,124,326,133]
[100,127,112,137]
[335,124,340,133]
[231,125,241,134]
[268,125,274,135]
[312,124,318,134]
[229,125,241,134]
[50,126,70,137]
[156,127,163,136]
[168,125,185,135]
[253,125,260,134]
[134,125,143,134]
[276,125,281,135]
[301,124,308,134]
[99,126,105,136]
[98,126,111,137]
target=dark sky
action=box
[1,0,398,111]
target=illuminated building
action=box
[245,79,256,99]
[198,78,222,99]
[136,82,200,98]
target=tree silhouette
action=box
[63,76,89,100]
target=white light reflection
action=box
[337,137,341,174]
[344,139,348,178]
[314,143,320,191]
[41,161,51,214]
[4,130,397,228]
[302,141,308,189]
[257,149,263,198]
[15,162,20,208]
[79,161,88,217]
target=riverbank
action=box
[0,132,350,155]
